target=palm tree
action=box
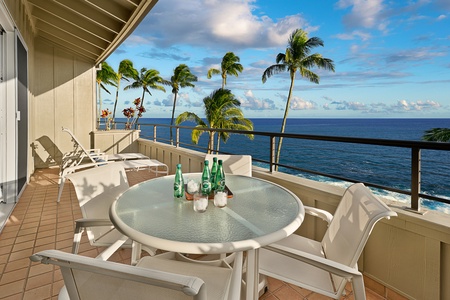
[112,59,137,123]
[170,64,198,144]
[422,128,450,142]
[262,28,335,170]
[96,61,117,119]
[124,68,169,125]
[207,52,243,89]
[175,89,253,154]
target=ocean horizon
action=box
[113,117,450,214]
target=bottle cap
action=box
[205,160,209,165]
[177,164,181,168]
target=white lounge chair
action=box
[57,127,168,202]
[66,163,156,263]
[30,250,242,300]
[259,183,397,300]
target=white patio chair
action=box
[30,250,243,300]
[204,154,252,176]
[57,127,168,202]
[66,163,156,262]
[259,183,397,300]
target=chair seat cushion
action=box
[259,234,336,295]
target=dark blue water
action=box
[115,118,450,213]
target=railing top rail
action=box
[139,122,450,151]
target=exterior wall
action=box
[31,40,96,169]
[3,0,97,174]
[137,138,450,300]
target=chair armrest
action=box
[31,250,206,297]
[304,205,333,224]
[263,244,362,279]
[74,218,113,227]
[62,161,113,176]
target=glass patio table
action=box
[110,173,305,300]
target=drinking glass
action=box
[193,192,208,213]
[213,190,228,208]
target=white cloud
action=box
[336,0,387,30]
[334,30,372,41]
[130,0,311,49]
[240,90,277,110]
[392,99,441,111]
[437,14,447,21]
[289,97,317,110]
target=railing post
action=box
[153,125,156,142]
[176,128,180,147]
[411,147,421,211]
[270,136,276,172]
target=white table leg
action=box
[245,249,259,300]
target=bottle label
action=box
[202,181,211,193]
[174,183,183,197]
[217,179,225,191]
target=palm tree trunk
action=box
[208,132,215,154]
[216,134,221,154]
[275,74,296,171]
[112,80,121,123]
[97,83,102,127]
[170,93,178,145]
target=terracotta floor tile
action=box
[26,271,54,290]
[273,285,305,300]
[23,284,52,300]
[0,293,23,300]
[37,229,56,239]
[35,236,55,247]
[8,248,34,262]
[28,262,52,276]
[15,233,37,244]
[0,279,26,298]
[0,245,13,256]
[17,227,38,237]
[4,258,31,272]
[0,267,29,285]
[12,240,35,252]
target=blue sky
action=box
[102,0,450,119]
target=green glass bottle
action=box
[210,157,218,190]
[215,160,226,191]
[174,164,184,198]
[201,160,212,195]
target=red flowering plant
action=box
[123,98,145,129]
[100,108,112,130]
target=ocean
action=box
[118,118,450,213]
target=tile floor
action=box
[0,167,405,299]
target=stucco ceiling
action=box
[26,0,157,64]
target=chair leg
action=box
[131,241,142,265]
[57,177,66,203]
[72,225,84,254]
[352,275,367,300]
[96,236,129,261]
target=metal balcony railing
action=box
[119,121,450,213]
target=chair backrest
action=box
[30,250,208,300]
[321,183,397,292]
[61,127,98,166]
[66,163,129,245]
[204,154,252,176]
